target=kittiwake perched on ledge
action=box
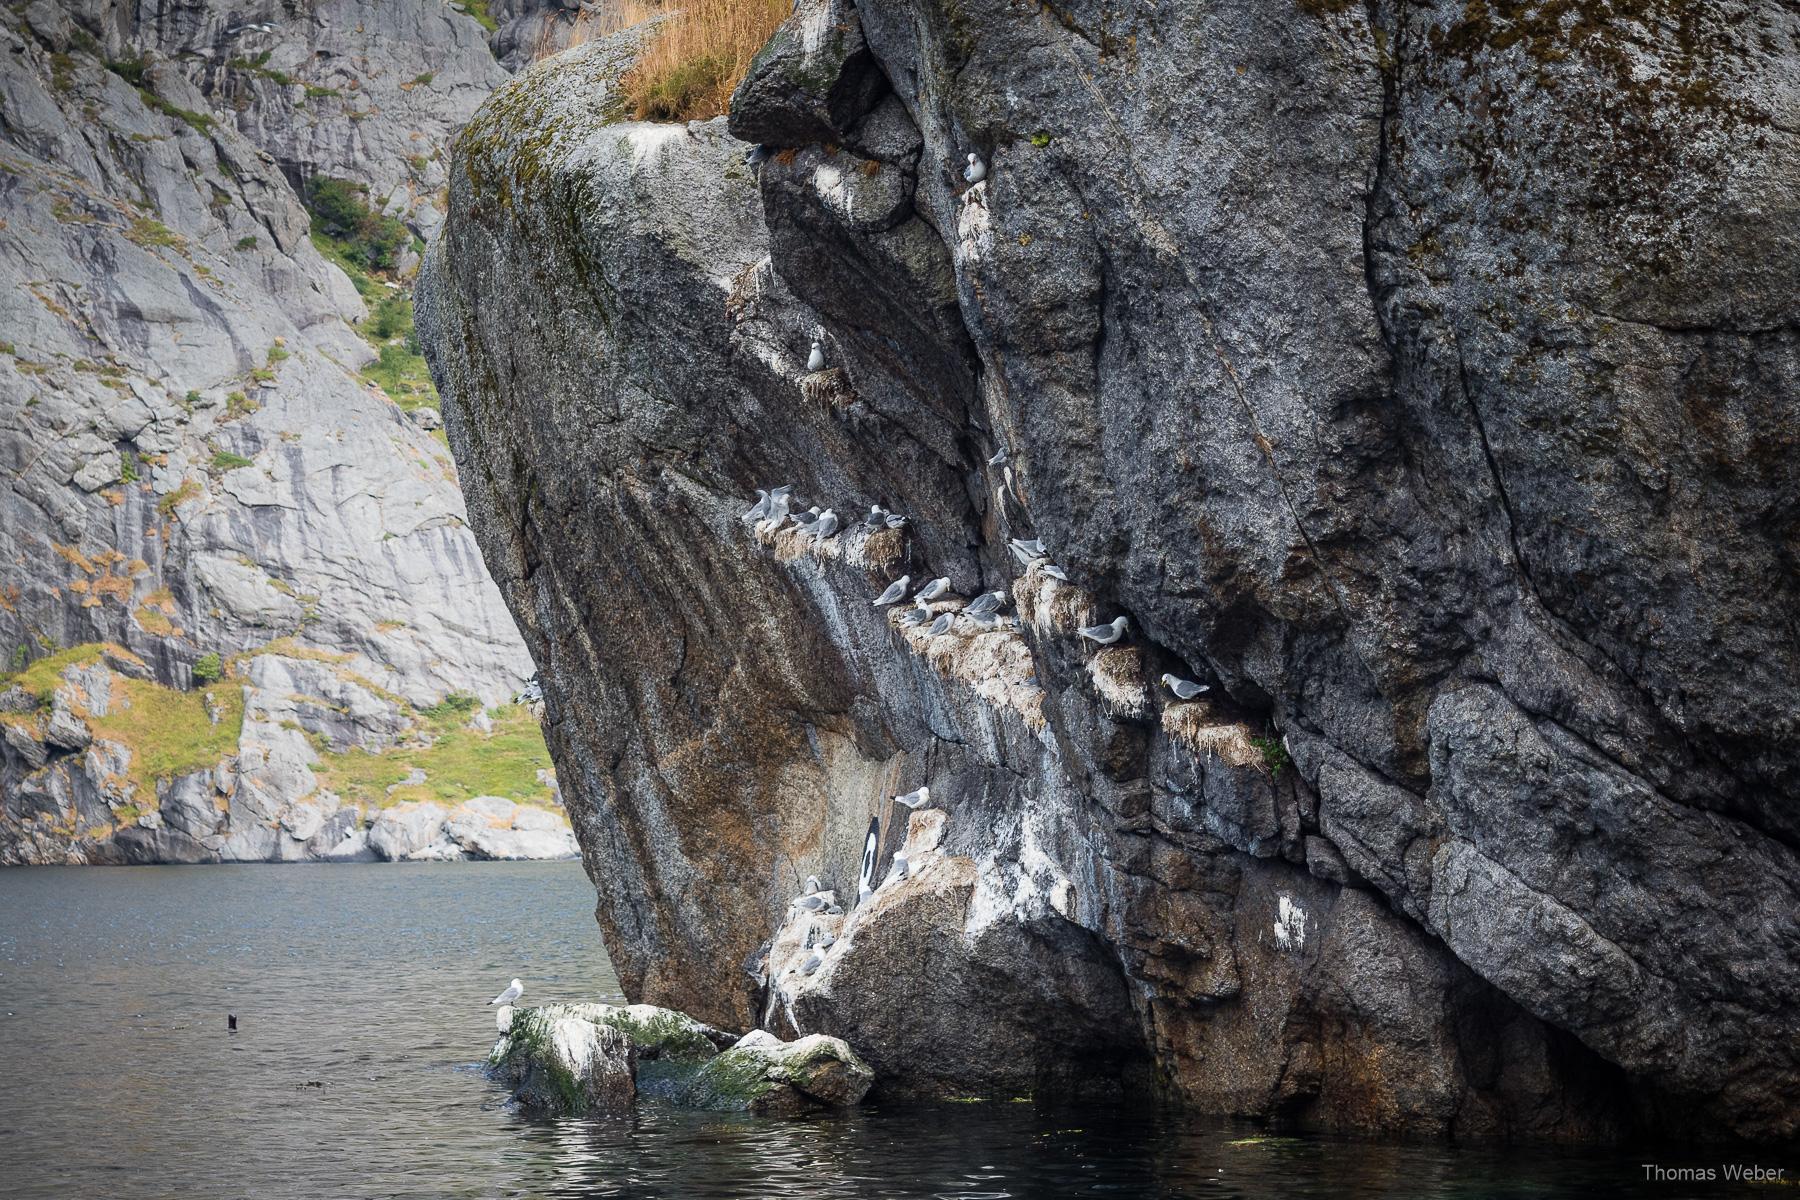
[491,978,523,1006]
[967,590,1007,616]
[892,786,930,811]
[809,509,840,540]
[1041,563,1069,581]
[1079,616,1130,645]
[963,152,987,184]
[884,512,908,529]
[915,577,951,602]
[863,505,888,531]
[804,875,822,894]
[1161,674,1210,700]
[873,576,911,606]
[741,489,770,523]
[988,447,1008,466]
[927,613,954,636]
[806,340,826,372]
[899,604,930,628]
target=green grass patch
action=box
[311,703,556,809]
[1250,734,1291,778]
[303,176,408,272]
[461,0,499,33]
[88,674,244,802]
[125,216,184,251]
[210,451,254,471]
[137,89,215,135]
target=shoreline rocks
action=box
[487,1003,872,1118]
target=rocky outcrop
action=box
[487,1001,869,1117]
[0,2,551,864]
[422,4,1800,1142]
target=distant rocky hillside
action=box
[0,1,570,864]
[421,0,1800,1144]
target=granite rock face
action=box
[421,5,1800,1141]
[0,2,542,863]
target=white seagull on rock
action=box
[915,577,951,602]
[806,340,826,372]
[899,604,930,628]
[928,613,954,636]
[741,489,770,523]
[1161,674,1210,700]
[963,153,987,184]
[1079,616,1129,645]
[491,979,523,1006]
[873,576,911,606]
[893,786,930,810]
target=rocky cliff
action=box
[0,1,572,863]
[420,2,1800,1141]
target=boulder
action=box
[679,1034,873,1116]
[367,801,449,861]
[488,1006,638,1116]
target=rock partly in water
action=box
[488,1005,638,1116]
[678,1034,874,1117]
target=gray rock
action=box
[367,801,449,861]
[487,1005,638,1116]
[421,0,1800,1145]
[678,1034,873,1115]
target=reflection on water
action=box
[0,862,1749,1198]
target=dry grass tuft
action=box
[602,0,790,122]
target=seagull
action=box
[928,613,954,636]
[1079,616,1129,645]
[825,903,843,915]
[893,786,930,810]
[883,852,910,886]
[491,979,523,1006]
[796,894,827,911]
[804,875,821,893]
[745,144,771,168]
[915,577,951,602]
[806,340,826,372]
[764,491,793,527]
[862,505,888,531]
[873,576,911,606]
[1161,674,1210,700]
[791,506,821,532]
[741,489,770,522]
[1014,538,1046,556]
[963,152,987,184]
[967,590,1007,616]
[1041,563,1069,581]
[809,509,840,540]
[966,610,1004,630]
[800,953,823,975]
[988,447,1008,467]
[884,512,908,529]
[816,933,835,948]
[898,604,930,628]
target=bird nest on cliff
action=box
[1161,701,1263,768]
[891,603,1046,731]
[1085,644,1149,719]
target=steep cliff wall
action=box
[420,2,1800,1140]
[0,2,564,863]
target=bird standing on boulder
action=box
[491,978,524,1006]
[1161,674,1210,700]
[862,505,888,531]
[806,340,826,372]
[963,152,988,184]
[873,576,912,606]
[967,590,1007,616]
[899,604,930,628]
[915,577,951,602]
[1079,616,1130,646]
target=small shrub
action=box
[410,72,435,87]
[126,216,184,250]
[137,89,215,134]
[421,691,480,721]
[1250,735,1291,778]
[105,58,148,87]
[157,479,202,516]
[267,344,289,363]
[303,176,408,272]
[211,451,253,470]
[119,452,139,483]
[190,652,224,685]
[235,235,257,251]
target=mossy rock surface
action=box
[679,1033,874,1115]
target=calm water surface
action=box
[0,862,1769,1198]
